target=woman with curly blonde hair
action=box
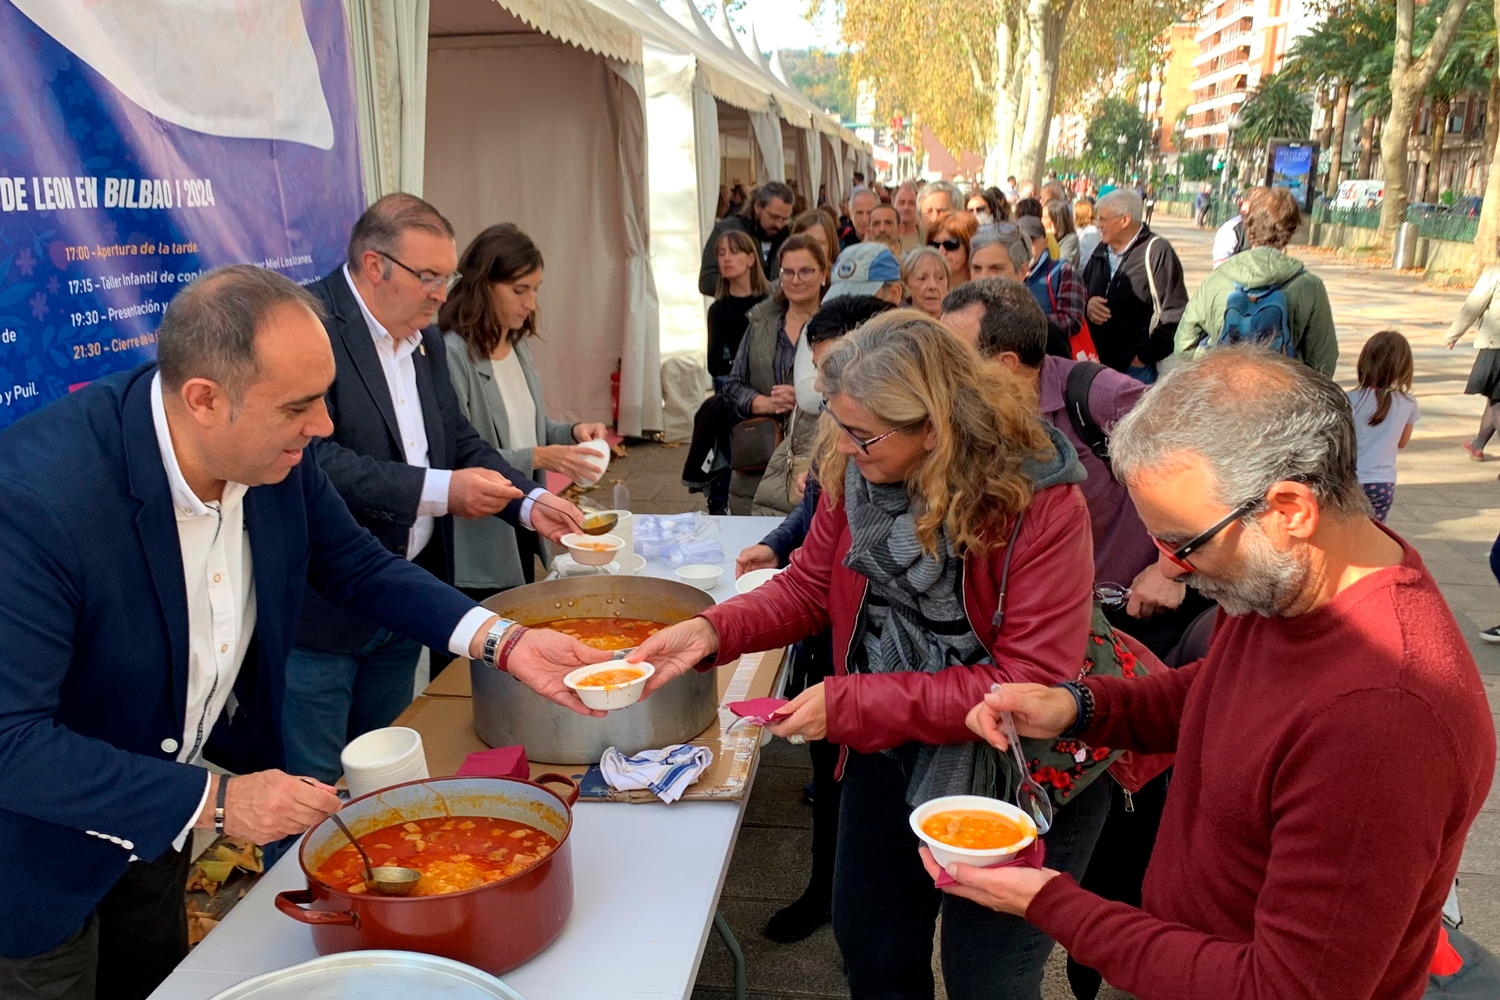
[628,311,1106,998]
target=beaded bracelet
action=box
[496,624,529,673]
[1058,680,1096,738]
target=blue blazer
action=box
[294,269,544,654]
[0,364,477,958]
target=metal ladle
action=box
[328,811,422,896]
[535,496,618,536]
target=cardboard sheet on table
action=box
[393,648,785,802]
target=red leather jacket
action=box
[700,481,1095,755]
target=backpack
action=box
[1216,266,1304,358]
[1063,361,1111,466]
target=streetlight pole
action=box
[1220,111,1243,194]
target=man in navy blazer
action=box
[282,193,587,787]
[0,266,609,999]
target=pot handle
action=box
[533,772,581,807]
[275,889,359,926]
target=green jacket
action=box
[1173,248,1338,376]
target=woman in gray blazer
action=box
[441,224,608,597]
[1446,256,1500,461]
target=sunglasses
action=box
[1151,496,1262,574]
[819,401,909,454]
[928,238,963,252]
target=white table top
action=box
[149,515,785,1000]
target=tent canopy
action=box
[423,0,661,436]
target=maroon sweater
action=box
[1028,536,1494,1000]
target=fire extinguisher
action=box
[610,359,621,431]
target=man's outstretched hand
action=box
[509,628,614,716]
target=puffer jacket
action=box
[1174,247,1337,376]
[699,425,1094,758]
[1445,264,1500,351]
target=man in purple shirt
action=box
[941,278,1212,654]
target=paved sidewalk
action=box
[599,212,1500,999]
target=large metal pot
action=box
[473,576,717,763]
[277,775,577,976]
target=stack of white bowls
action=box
[340,726,429,800]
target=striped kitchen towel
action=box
[600,744,714,803]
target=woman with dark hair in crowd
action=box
[720,234,829,423]
[707,229,772,389]
[1044,199,1080,267]
[791,209,840,265]
[966,188,1005,226]
[441,224,609,599]
[631,312,1106,999]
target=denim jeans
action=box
[831,749,1111,1000]
[281,630,424,786]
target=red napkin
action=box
[456,745,529,779]
[727,697,791,726]
[932,838,1046,887]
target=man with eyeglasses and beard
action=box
[282,193,587,791]
[930,348,1495,1000]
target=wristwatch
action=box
[480,617,521,671]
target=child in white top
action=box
[1347,330,1419,522]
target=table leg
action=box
[713,909,747,1000]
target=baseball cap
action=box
[1016,216,1047,242]
[825,242,902,301]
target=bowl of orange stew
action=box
[277,774,578,976]
[562,661,655,711]
[558,532,625,567]
[908,794,1038,869]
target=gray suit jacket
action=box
[444,333,575,590]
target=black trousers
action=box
[832,749,1110,1000]
[0,844,191,1000]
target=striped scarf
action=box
[841,464,993,806]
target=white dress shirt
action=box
[151,374,256,852]
[150,376,497,853]
[343,266,450,560]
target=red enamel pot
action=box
[276,774,577,975]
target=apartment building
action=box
[1139,24,1201,163]
[1181,0,1320,152]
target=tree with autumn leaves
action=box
[816,0,1195,188]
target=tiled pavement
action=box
[596,215,1500,999]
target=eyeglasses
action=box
[1151,496,1262,574]
[928,238,963,252]
[379,252,461,293]
[780,266,820,282]
[819,401,910,454]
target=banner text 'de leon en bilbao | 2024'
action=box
[0,0,364,427]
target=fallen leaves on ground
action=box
[186,908,220,945]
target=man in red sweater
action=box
[922,348,1495,1000]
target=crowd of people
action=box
[673,172,1496,1000]
[1,163,1497,1000]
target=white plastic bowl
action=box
[340,727,429,801]
[675,564,723,591]
[563,661,655,711]
[559,532,624,567]
[908,794,1037,869]
[735,567,782,594]
[573,439,611,487]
